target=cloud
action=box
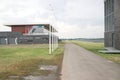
[0,0,104,38]
[63,0,104,25]
[0,0,50,23]
[57,21,104,38]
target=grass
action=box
[72,40,120,64]
[0,43,64,79]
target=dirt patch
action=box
[7,65,58,80]
[40,65,58,72]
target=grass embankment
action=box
[0,44,64,79]
[72,41,120,64]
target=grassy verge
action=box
[0,44,64,79]
[72,40,120,64]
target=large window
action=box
[105,0,114,32]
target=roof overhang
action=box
[5,24,57,32]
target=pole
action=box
[5,38,8,45]
[15,37,18,45]
[49,25,52,54]
[52,27,54,52]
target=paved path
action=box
[61,43,120,80]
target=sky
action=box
[0,0,104,39]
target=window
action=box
[35,37,41,39]
[105,0,114,32]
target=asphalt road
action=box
[61,43,120,80]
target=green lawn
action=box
[72,40,120,64]
[0,44,64,79]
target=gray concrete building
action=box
[104,0,120,49]
[0,32,53,45]
[0,24,58,46]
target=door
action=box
[112,33,115,47]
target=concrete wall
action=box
[0,38,6,44]
[0,32,58,45]
[114,0,120,49]
[0,32,22,45]
[18,35,49,44]
[104,0,120,49]
[0,32,22,37]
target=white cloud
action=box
[0,24,11,31]
[0,0,104,38]
[57,21,104,38]
[64,0,104,18]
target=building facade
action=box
[0,24,58,45]
[104,0,120,49]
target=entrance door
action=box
[112,33,115,47]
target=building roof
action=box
[5,24,57,32]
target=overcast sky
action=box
[0,0,104,38]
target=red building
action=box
[6,24,56,35]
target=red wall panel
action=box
[11,26,32,34]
